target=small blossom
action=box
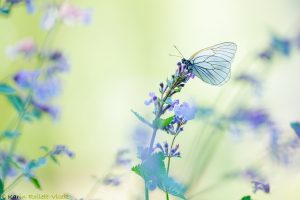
[33,77,61,103]
[252,181,270,193]
[51,145,74,158]
[144,92,157,105]
[258,49,273,60]
[14,70,40,89]
[174,102,196,121]
[59,2,92,25]
[6,38,37,58]
[165,98,179,111]
[156,142,181,157]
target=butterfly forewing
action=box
[189,42,237,86]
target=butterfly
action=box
[175,42,237,86]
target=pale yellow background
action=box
[1,0,300,199]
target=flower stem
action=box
[145,182,149,200]
[165,134,178,200]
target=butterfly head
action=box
[181,58,192,69]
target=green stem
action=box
[165,134,178,200]
[3,174,23,194]
[145,182,149,200]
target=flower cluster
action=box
[156,142,181,158]
[42,2,92,30]
[258,34,300,61]
[0,0,34,15]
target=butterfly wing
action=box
[190,42,237,86]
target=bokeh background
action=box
[1,0,300,199]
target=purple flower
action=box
[291,122,300,138]
[252,181,270,193]
[51,145,74,158]
[230,108,271,129]
[156,142,181,157]
[25,0,34,14]
[14,70,40,89]
[23,157,47,177]
[174,102,196,121]
[47,51,70,74]
[33,77,61,103]
[236,74,262,96]
[32,101,60,120]
[165,98,179,111]
[144,92,157,105]
[258,49,273,60]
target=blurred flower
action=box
[0,151,27,178]
[6,38,37,58]
[51,145,74,158]
[132,126,149,147]
[23,157,47,177]
[291,122,300,138]
[115,149,131,166]
[103,175,121,186]
[14,70,40,89]
[47,51,70,74]
[236,73,262,96]
[271,36,291,56]
[230,108,271,129]
[32,101,60,120]
[252,181,270,193]
[41,2,92,30]
[144,92,157,105]
[165,98,179,111]
[32,77,61,103]
[258,49,273,60]
[174,102,196,121]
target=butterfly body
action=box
[180,42,237,86]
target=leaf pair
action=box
[132,153,187,199]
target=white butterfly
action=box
[181,42,237,86]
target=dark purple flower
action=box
[47,51,70,74]
[252,181,270,193]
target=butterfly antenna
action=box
[168,54,182,58]
[173,45,184,58]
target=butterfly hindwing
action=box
[190,42,237,86]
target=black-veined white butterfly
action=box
[175,42,237,86]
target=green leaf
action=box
[241,196,252,200]
[153,116,174,129]
[29,177,42,190]
[158,176,187,200]
[6,95,25,113]
[132,152,187,199]
[40,146,50,152]
[1,130,20,139]
[131,109,152,128]
[50,155,59,164]
[0,84,16,95]
[0,178,4,195]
